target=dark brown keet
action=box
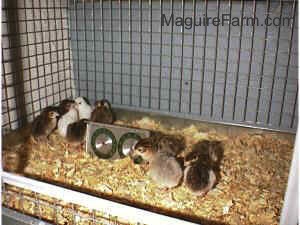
[31,110,60,142]
[65,119,88,151]
[183,162,216,197]
[185,140,224,169]
[42,99,75,118]
[91,99,115,124]
[183,140,224,196]
[58,99,76,116]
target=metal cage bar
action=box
[100,0,105,99]
[168,0,174,112]
[158,0,163,110]
[267,0,283,124]
[139,0,143,107]
[199,0,208,116]
[110,0,114,103]
[119,0,123,104]
[178,0,185,112]
[148,0,153,108]
[211,0,220,118]
[255,0,271,123]
[221,0,233,119]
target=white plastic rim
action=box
[1,171,198,225]
[279,132,299,225]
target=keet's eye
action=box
[138,148,145,153]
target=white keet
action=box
[57,107,79,138]
[75,97,93,119]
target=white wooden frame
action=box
[1,171,197,225]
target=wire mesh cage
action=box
[2,0,73,132]
[68,0,298,132]
[1,0,298,224]
[2,0,298,134]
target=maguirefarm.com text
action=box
[161,13,293,29]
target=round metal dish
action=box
[91,128,117,159]
[117,132,142,158]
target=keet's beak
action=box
[133,156,143,164]
[96,101,102,107]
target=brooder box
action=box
[1,0,298,224]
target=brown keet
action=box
[42,99,75,131]
[156,134,185,157]
[132,133,185,158]
[132,137,155,162]
[91,99,115,124]
[42,106,60,115]
[133,139,183,189]
[31,110,59,143]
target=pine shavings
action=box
[2,118,294,225]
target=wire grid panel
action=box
[2,0,73,132]
[69,0,298,132]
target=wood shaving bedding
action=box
[2,117,294,225]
